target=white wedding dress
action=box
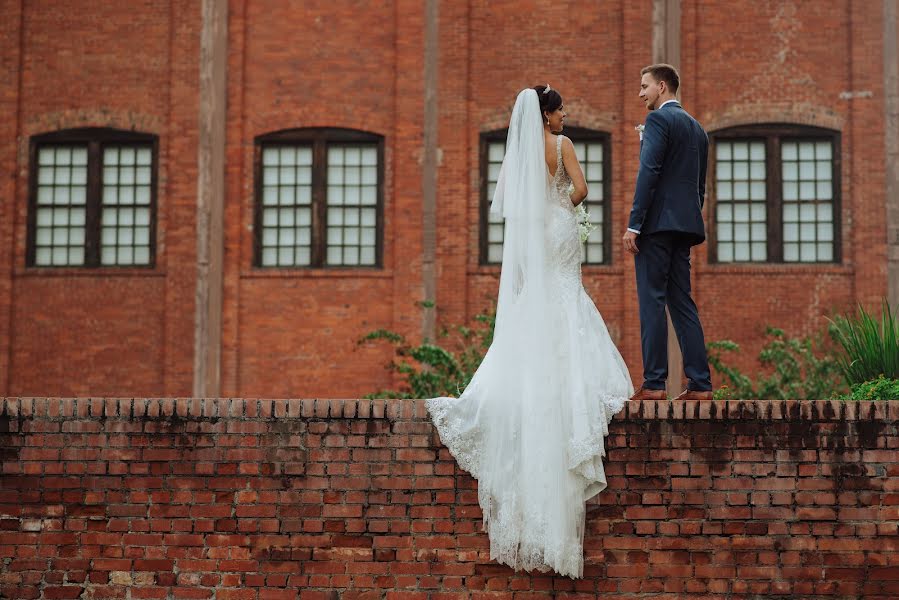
[426,89,633,579]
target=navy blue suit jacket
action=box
[628,101,709,245]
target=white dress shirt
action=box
[628,99,679,234]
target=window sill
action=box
[468,265,625,276]
[697,263,853,275]
[16,266,165,278]
[240,268,393,279]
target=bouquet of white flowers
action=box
[568,183,596,243]
[577,204,597,243]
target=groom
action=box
[623,64,713,401]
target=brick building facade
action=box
[1,1,897,398]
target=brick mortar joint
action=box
[1,398,896,422]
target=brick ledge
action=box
[1,397,896,422]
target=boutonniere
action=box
[635,124,645,141]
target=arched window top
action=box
[481,125,610,141]
[32,127,157,143]
[710,123,839,138]
[256,127,383,144]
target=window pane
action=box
[784,223,799,242]
[101,144,154,266]
[716,144,731,161]
[259,142,317,267]
[32,144,89,266]
[718,243,733,262]
[580,138,607,265]
[325,143,380,267]
[483,141,507,264]
[784,243,799,261]
[751,242,766,261]
[713,139,766,263]
[781,137,836,263]
[262,247,277,266]
[783,182,798,201]
[798,142,815,160]
[782,142,797,161]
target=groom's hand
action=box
[623,230,639,255]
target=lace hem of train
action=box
[425,393,629,578]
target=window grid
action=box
[714,140,768,262]
[574,141,606,264]
[28,129,157,269]
[33,146,88,266]
[259,145,314,267]
[326,144,379,267]
[782,140,834,262]
[481,129,611,265]
[710,125,840,265]
[101,145,154,266]
[254,129,383,269]
[485,141,505,264]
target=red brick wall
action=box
[686,0,886,375]
[1,1,200,397]
[0,1,890,397]
[2,397,898,599]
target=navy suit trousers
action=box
[634,232,712,391]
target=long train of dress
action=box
[427,135,633,578]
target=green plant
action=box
[837,375,899,401]
[358,306,496,399]
[827,300,899,386]
[754,327,845,400]
[707,339,756,398]
[706,327,846,400]
[712,384,737,401]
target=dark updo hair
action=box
[533,84,562,121]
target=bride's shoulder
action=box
[558,134,576,153]
[550,133,569,150]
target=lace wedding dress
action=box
[426,89,633,579]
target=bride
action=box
[426,85,633,579]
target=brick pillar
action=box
[193,0,228,397]
[421,0,439,341]
[653,0,685,397]
[886,0,899,307]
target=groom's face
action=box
[639,73,662,111]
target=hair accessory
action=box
[542,84,551,94]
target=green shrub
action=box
[359,306,495,399]
[837,375,899,401]
[707,327,846,400]
[827,300,899,386]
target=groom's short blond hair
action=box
[641,64,680,93]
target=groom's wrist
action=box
[627,228,641,235]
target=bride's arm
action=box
[561,137,588,206]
